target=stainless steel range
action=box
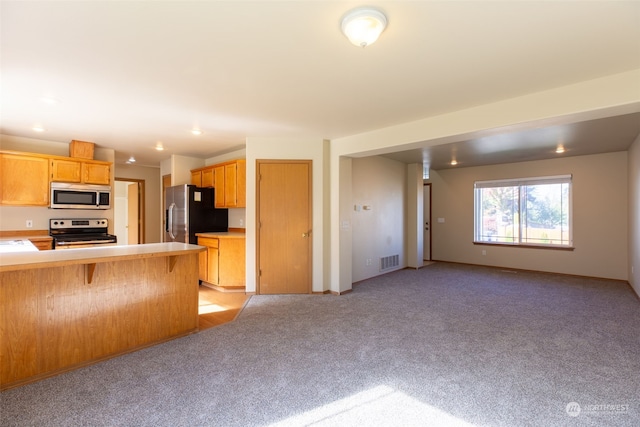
[49,218,117,249]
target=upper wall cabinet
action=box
[51,158,111,185]
[191,159,246,208]
[0,153,50,206]
[0,150,112,207]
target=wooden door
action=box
[257,160,312,294]
[127,183,139,244]
[423,183,431,261]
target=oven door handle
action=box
[168,202,176,240]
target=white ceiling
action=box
[1,1,639,167]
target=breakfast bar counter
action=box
[0,243,205,390]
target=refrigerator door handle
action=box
[168,202,177,240]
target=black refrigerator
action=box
[164,185,228,244]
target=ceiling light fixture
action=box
[32,126,45,132]
[555,145,565,154]
[127,156,136,163]
[341,7,388,47]
[155,143,164,151]
[191,129,203,136]
[450,160,458,166]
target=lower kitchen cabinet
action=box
[197,234,245,289]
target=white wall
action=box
[429,152,628,281]
[629,134,640,295]
[351,156,406,282]
[245,138,329,293]
[330,70,640,292]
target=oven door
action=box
[54,242,117,249]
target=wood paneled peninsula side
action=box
[0,243,204,391]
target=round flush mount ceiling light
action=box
[341,7,388,47]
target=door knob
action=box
[302,232,310,238]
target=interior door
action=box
[257,160,312,294]
[127,183,139,244]
[423,183,431,261]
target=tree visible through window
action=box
[474,175,572,247]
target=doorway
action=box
[256,160,312,294]
[114,178,145,245]
[423,183,431,261]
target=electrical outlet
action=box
[365,258,372,266]
[239,219,244,227]
[26,220,33,228]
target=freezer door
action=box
[165,185,188,243]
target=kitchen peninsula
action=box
[0,243,204,390]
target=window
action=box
[474,175,572,247]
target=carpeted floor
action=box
[1,262,638,426]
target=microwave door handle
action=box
[168,203,176,240]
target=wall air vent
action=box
[380,254,399,271]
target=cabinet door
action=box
[51,159,81,183]
[198,248,208,281]
[224,163,238,207]
[214,165,225,208]
[201,168,214,188]
[207,246,219,285]
[191,171,202,187]
[83,162,110,184]
[218,238,246,287]
[0,154,50,206]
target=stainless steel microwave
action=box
[50,182,111,209]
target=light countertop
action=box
[0,242,204,272]
[196,232,246,239]
[0,239,38,254]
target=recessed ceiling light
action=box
[32,126,45,132]
[191,129,203,136]
[450,160,458,166]
[127,156,136,163]
[155,143,164,151]
[555,145,565,154]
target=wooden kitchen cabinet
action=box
[214,160,246,208]
[0,150,111,207]
[51,158,81,182]
[0,153,50,206]
[82,161,111,185]
[190,167,214,188]
[197,236,219,284]
[191,159,245,208]
[51,158,110,185]
[191,170,202,187]
[197,234,245,289]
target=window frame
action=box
[473,175,573,250]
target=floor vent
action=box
[380,254,399,271]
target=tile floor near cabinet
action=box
[198,285,250,330]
